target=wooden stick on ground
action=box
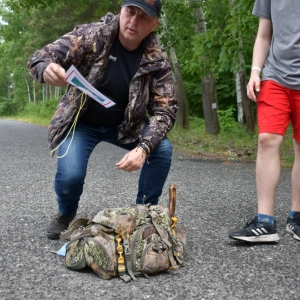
[168,184,177,218]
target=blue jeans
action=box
[54,121,172,215]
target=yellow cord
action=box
[50,93,87,159]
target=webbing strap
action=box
[151,219,172,248]
[60,218,90,241]
[151,218,177,269]
[175,255,184,265]
[120,274,131,283]
[60,228,76,241]
[123,239,137,281]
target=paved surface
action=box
[0,119,299,300]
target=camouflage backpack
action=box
[60,186,186,282]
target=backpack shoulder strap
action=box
[60,217,90,241]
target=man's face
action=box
[119,6,160,51]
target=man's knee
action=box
[55,172,85,195]
[293,139,300,155]
[258,133,283,150]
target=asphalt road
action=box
[0,119,299,300]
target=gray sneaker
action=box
[46,213,76,240]
[286,212,300,241]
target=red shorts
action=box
[257,80,300,142]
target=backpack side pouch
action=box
[65,235,89,270]
[65,224,92,270]
[131,224,170,275]
[84,231,118,280]
[172,223,186,261]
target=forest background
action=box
[0,0,294,167]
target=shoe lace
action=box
[52,214,72,226]
[290,214,300,226]
[244,218,259,229]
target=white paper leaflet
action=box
[65,65,116,108]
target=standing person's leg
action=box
[286,89,300,240]
[47,122,100,239]
[291,140,300,213]
[256,133,283,216]
[229,81,291,242]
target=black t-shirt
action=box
[80,37,144,126]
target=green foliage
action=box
[168,116,293,168]
[168,115,257,161]
[190,0,257,75]
[218,107,238,133]
[0,0,122,116]
[0,98,18,116]
[160,0,258,119]
[22,98,58,119]
[183,74,203,117]
[0,0,266,150]
[1,0,259,120]
[6,0,122,12]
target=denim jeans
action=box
[54,121,172,215]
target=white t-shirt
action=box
[253,0,300,89]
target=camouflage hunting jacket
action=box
[27,13,178,153]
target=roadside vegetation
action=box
[5,99,294,168]
[0,0,295,168]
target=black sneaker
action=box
[229,216,280,242]
[46,213,76,240]
[286,212,300,241]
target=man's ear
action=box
[152,19,160,32]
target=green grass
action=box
[9,115,51,127]
[4,113,294,168]
[168,116,294,168]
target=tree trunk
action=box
[234,71,243,124]
[42,84,45,102]
[6,65,11,100]
[170,47,190,129]
[25,78,31,103]
[159,13,190,129]
[33,80,36,104]
[201,74,220,134]
[189,0,220,134]
[240,70,255,132]
[7,76,11,100]
[55,86,58,100]
[49,85,52,99]
[229,0,255,132]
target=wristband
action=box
[251,66,262,73]
[137,143,150,156]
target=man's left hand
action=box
[116,147,147,172]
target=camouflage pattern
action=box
[150,206,172,230]
[130,224,156,272]
[131,225,170,274]
[141,238,170,274]
[65,239,87,270]
[65,222,92,270]
[84,233,117,280]
[26,13,178,154]
[92,205,149,236]
[63,204,186,281]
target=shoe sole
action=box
[286,225,300,241]
[46,232,60,240]
[229,233,280,242]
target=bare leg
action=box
[291,139,300,212]
[256,133,283,216]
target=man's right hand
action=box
[247,71,261,102]
[43,63,68,87]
